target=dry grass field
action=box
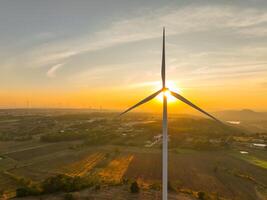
[98,154,134,183]
[123,150,267,200]
[1,142,266,200]
[63,152,106,177]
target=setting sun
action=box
[156,90,176,103]
[155,81,181,103]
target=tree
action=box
[41,174,93,194]
[168,181,176,192]
[16,188,29,197]
[41,174,68,193]
[64,193,75,200]
[130,181,139,193]
[0,190,5,198]
[197,191,206,200]
[16,185,41,197]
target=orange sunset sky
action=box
[1,1,267,113]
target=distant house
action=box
[154,134,170,142]
[251,143,266,149]
[154,134,162,141]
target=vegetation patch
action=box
[62,153,106,177]
[98,155,134,184]
[41,132,88,142]
[233,153,267,169]
[15,174,100,197]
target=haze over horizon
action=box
[1,0,267,112]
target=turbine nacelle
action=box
[162,87,169,92]
[161,88,171,99]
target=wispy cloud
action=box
[3,4,267,84]
[46,63,64,78]
[16,5,267,69]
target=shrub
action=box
[0,190,4,198]
[168,181,176,192]
[94,184,101,191]
[15,174,101,198]
[18,177,31,186]
[130,181,139,193]
[42,174,90,193]
[64,193,75,200]
[197,191,206,200]
[16,185,41,197]
[42,174,68,193]
[41,174,99,194]
[16,188,29,197]
[150,182,161,191]
[122,178,130,185]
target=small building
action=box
[154,134,162,141]
[251,143,266,149]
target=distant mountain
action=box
[214,109,267,121]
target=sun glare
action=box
[155,81,181,103]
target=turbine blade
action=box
[119,90,162,116]
[170,90,222,123]
[161,27,166,88]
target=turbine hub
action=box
[162,87,169,92]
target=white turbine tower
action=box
[119,28,221,200]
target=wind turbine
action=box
[119,28,222,200]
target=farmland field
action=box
[63,152,106,177]
[98,154,134,183]
[0,109,266,200]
